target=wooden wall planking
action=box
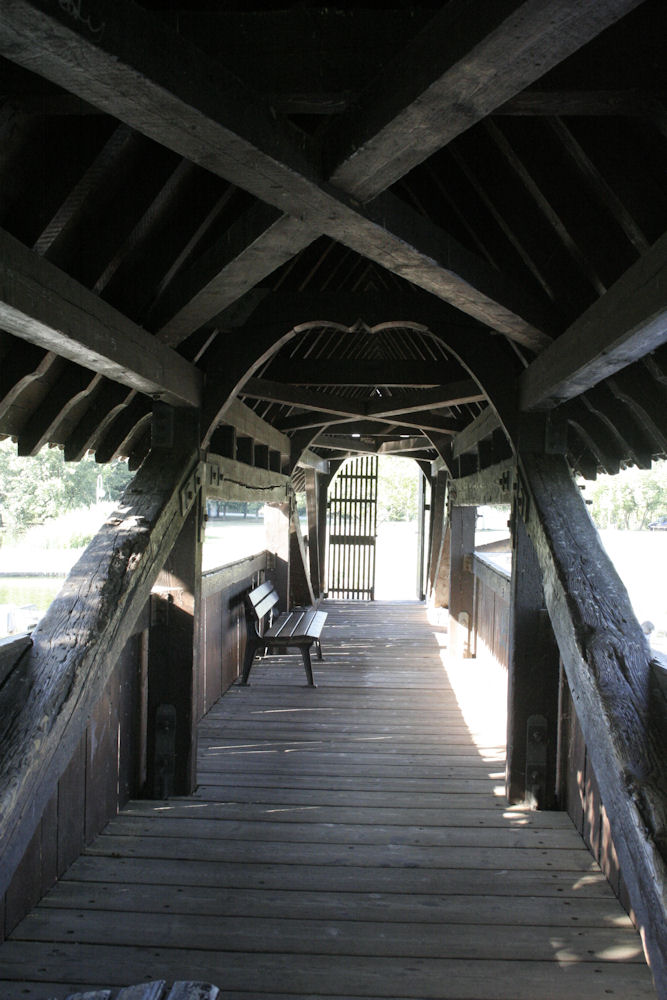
[472,556,510,670]
[200,552,268,715]
[559,671,630,916]
[2,627,146,941]
[471,556,633,920]
[2,550,269,943]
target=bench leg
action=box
[241,641,260,685]
[300,645,316,687]
[315,639,323,660]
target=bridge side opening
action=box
[325,455,431,602]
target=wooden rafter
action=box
[378,437,433,455]
[17,368,100,458]
[0,435,202,898]
[520,231,667,410]
[496,89,667,121]
[277,411,458,437]
[241,377,483,421]
[520,452,667,988]
[0,0,553,349]
[261,359,457,387]
[325,0,644,200]
[0,229,202,408]
[152,205,318,347]
[452,407,502,460]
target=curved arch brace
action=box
[200,291,524,467]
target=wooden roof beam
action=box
[278,411,458,437]
[261,359,457,387]
[0,0,552,350]
[452,407,502,460]
[152,204,318,348]
[365,381,485,419]
[223,398,290,460]
[0,229,202,408]
[325,0,645,201]
[496,89,667,122]
[242,377,483,422]
[312,435,379,456]
[520,232,667,410]
[240,379,367,420]
[379,437,433,455]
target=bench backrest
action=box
[247,581,280,624]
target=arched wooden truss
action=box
[0,0,666,989]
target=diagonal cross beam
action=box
[0,229,202,408]
[241,377,484,420]
[324,0,645,200]
[0,0,559,350]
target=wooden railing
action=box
[199,551,267,717]
[1,548,269,941]
[1,612,149,940]
[0,634,32,686]
[471,549,511,670]
[470,543,667,957]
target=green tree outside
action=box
[586,460,667,530]
[377,456,420,522]
[0,438,133,537]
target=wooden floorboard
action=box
[0,600,656,999]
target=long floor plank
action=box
[0,601,656,999]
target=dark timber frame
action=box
[0,1,665,993]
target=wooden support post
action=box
[236,435,254,466]
[448,505,476,658]
[209,425,235,459]
[507,503,560,808]
[416,470,428,600]
[317,471,330,596]
[427,470,448,599]
[264,500,290,610]
[289,498,316,607]
[0,427,202,897]
[432,518,451,608]
[146,493,203,798]
[305,469,321,600]
[520,452,667,990]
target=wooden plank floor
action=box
[0,601,657,999]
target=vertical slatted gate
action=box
[327,455,378,599]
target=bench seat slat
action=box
[254,590,280,622]
[266,608,326,641]
[243,581,326,686]
[247,580,274,610]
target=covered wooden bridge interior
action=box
[0,0,666,995]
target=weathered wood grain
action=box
[0,229,202,408]
[15,907,645,964]
[325,0,645,200]
[0,634,31,686]
[0,438,201,898]
[520,231,667,409]
[0,602,653,1000]
[0,1,553,347]
[41,879,631,928]
[0,942,655,1000]
[519,452,667,990]
[205,454,289,504]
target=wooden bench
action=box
[242,580,326,686]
